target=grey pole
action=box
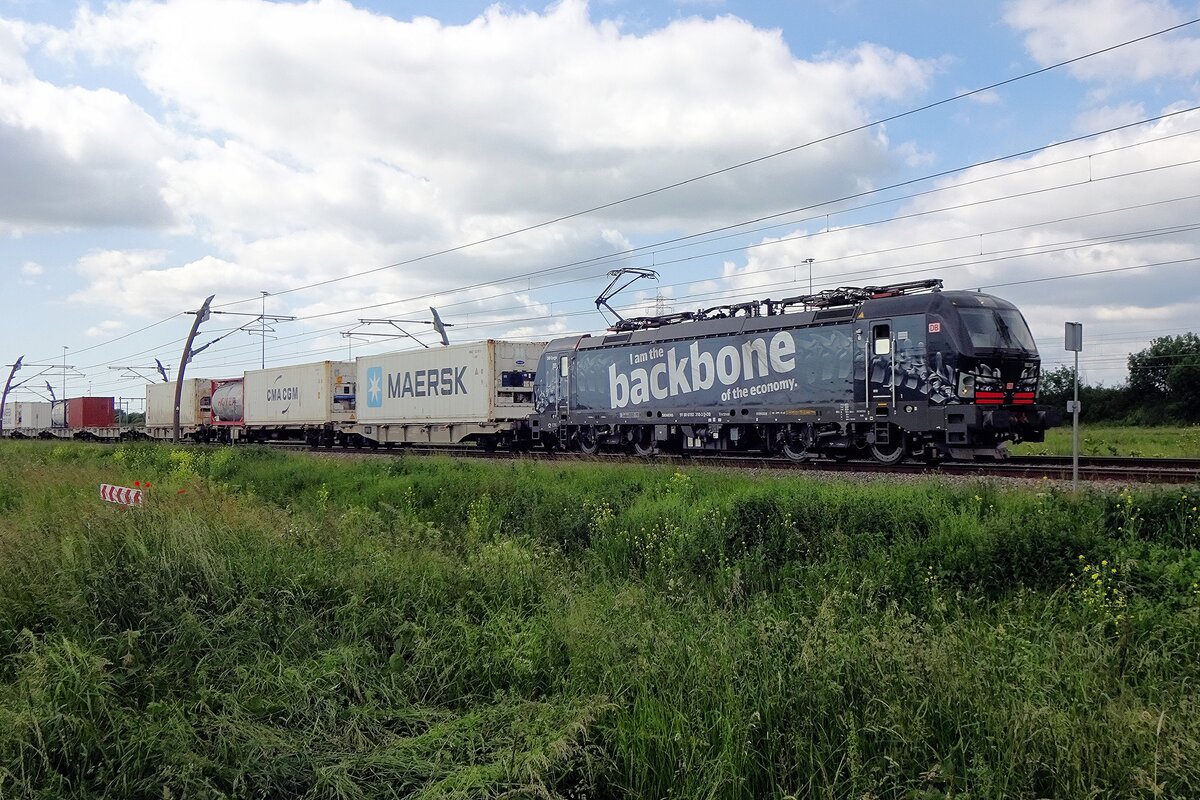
[0,356,24,435]
[1065,322,1083,492]
[174,294,215,443]
[1073,347,1079,489]
[260,291,268,369]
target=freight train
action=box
[0,280,1056,464]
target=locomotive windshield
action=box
[959,307,1037,352]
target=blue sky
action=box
[2,0,1199,408]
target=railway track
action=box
[290,443,1200,484]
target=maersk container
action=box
[355,340,545,425]
[146,379,210,429]
[243,361,355,427]
[67,397,115,428]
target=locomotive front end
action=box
[933,292,1055,458]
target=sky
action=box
[2,0,1199,410]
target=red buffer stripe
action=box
[975,391,1005,405]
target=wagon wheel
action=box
[577,429,600,456]
[781,439,811,463]
[869,428,907,465]
[632,428,656,457]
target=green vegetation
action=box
[1040,332,1200,424]
[1,442,1198,799]
[1012,424,1200,458]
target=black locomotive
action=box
[531,279,1054,463]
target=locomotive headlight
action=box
[957,374,975,398]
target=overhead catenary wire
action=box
[203,17,1200,312]
[262,109,1200,328]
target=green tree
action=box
[1038,365,1074,408]
[1127,333,1200,422]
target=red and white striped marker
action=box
[100,484,144,506]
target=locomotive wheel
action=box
[578,430,600,456]
[869,429,907,465]
[781,440,811,463]
[633,436,656,457]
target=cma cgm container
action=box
[243,361,355,443]
[353,340,545,446]
[1,401,52,434]
[67,396,115,429]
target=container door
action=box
[868,319,896,412]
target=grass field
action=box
[1011,424,1200,458]
[0,441,1198,798]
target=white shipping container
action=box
[243,361,355,426]
[145,379,210,428]
[2,401,52,429]
[24,401,52,428]
[356,340,545,424]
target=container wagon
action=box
[242,361,355,445]
[146,379,209,441]
[350,340,545,449]
[37,397,127,440]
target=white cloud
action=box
[1005,0,1200,82]
[1072,101,1147,133]
[964,88,1002,105]
[20,261,43,276]
[35,0,937,330]
[0,69,179,234]
[84,319,127,337]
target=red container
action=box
[67,397,116,428]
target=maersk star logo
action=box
[366,367,383,407]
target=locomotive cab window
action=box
[959,308,1037,352]
[872,324,891,355]
[559,355,569,378]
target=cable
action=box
[283,109,1200,326]
[65,107,1200,380]
[207,17,1200,310]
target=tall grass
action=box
[0,441,1197,798]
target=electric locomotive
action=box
[531,278,1054,463]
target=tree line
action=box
[1038,332,1200,424]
